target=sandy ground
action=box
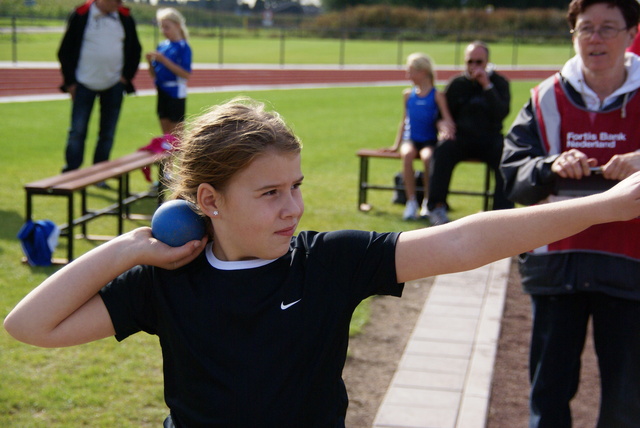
[343,258,600,428]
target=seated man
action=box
[427,40,514,225]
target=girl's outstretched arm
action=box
[395,171,640,283]
[4,228,206,348]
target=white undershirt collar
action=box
[205,242,277,270]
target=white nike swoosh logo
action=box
[280,299,302,310]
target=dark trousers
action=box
[63,82,124,172]
[427,136,514,211]
[529,293,640,428]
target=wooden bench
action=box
[356,148,494,212]
[24,150,171,264]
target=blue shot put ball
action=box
[151,199,206,247]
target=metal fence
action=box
[0,15,572,67]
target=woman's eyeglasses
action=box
[571,25,628,40]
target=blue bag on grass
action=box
[17,220,60,266]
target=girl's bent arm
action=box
[157,53,191,80]
[4,228,205,348]
[145,52,157,79]
[395,172,640,283]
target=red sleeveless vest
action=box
[531,74,640,260]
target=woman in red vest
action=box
[502,1,640,427]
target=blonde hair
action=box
[406,52,435,82]
[169,97,301,212]
[157,8,189,40]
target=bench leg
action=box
[118,175,125,235]
[483,163,492,211]
[124,171,131,219]
[81,188,88,237]
[157,161,166,205]
[25,191,33,223]
[358,156,371,211]
[67,193,74,262]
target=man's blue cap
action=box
[17,220,60,266]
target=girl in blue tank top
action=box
[384,53,455,221]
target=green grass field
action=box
[0,80,537,426]
[0,21,573,66]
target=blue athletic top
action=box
[153,39,192,99]
[403,87,439,143]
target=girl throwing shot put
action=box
[6,97,640,427]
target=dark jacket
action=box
[57,0,141,94]
[445,70,510,141]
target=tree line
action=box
[321,0,568,11]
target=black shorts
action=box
[157,87,186,123]
[411,139,437,151]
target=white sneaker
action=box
[420,200,429,218]
[403,199,419,220]
[428,206,449,226]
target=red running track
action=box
[0,67,557,97]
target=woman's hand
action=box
[601,152,640,181]
[551,149,597,179]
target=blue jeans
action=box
[529,293,640,428]
[63,82,124,172]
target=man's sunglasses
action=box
[466,59,485,65]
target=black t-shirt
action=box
[99,230,403,427]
